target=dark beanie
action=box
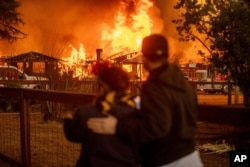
[99,67,130,91]
[141,34,169,61]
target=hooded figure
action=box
[87,34,203,167]
[118,34,203,166]
[63,65,139,167]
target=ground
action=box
[0,108,250,166]
[196,121,250,167]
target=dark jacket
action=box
[64,91,139,167]
[117,63,198,167]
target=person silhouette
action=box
[87,34,203,167]
[64,64,140,167]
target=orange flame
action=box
[64,0,154,78]
[101,0,153,55]
[67,43,86,67]
[62,43,89,79]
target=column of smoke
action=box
[0,0,203,62]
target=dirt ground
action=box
[0,111,250,167]
[0,159,15,167]
[196,121,250,167]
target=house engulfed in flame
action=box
[1,51,62,80]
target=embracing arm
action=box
[87,84,171,143]
[63,109,88,142]
[117,83,172,143]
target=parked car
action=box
[0,65,49,89]
[0,65,49,111]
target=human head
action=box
[141,34,169,61]
[141,34,169,71]
[98,66,130,92]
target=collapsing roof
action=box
[121,54,143,64]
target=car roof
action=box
[0,65,24,73]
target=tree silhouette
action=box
[0,0,27,42]
[173,0,250,107]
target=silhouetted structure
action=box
[3,51,62,79]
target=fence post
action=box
[235,86,239,104]
[227,81,232,105]
[19,89,31,167]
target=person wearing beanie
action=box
[63,65,140,167]
[87,34,203,167]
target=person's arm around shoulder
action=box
[63,108,89,142]
[116,82,172,143]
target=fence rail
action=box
[0,87,96,167]
[0,80,247,167]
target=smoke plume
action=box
[0,0,203,62]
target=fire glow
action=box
[101,0,153,54]
[63,0,154,78]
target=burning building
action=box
[2,51,62,79]
[0,0,205,80]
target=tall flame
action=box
[62,43,89,79]
[68,43,86,66]
[101,0,153,55]
[64,0,154,78]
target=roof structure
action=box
[112,52,142,64]
[3,51,62,62]
[121,54,143,64]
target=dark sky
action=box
[0,0,203,62]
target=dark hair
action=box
[141,34,169,61]
[99,67,130,91]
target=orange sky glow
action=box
[0,0,205,64]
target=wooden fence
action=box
[0,80,248,166]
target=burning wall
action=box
[0,0,204,63]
